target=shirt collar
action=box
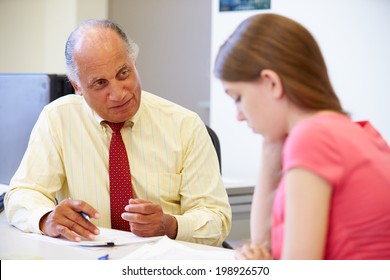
[83,96,142,129]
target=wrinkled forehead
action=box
[72,27,131,70]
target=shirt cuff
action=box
[172,214,194,242]
[30,207,54,234]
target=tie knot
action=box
[106,121,125,133]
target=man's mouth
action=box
[112,99,131,109]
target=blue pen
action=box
[80,212,90,221]
[68,197,91,221]
[0,192,5,213]
[98,254,109,260]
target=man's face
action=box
[71,29,142,123]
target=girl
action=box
[214,13,390,259]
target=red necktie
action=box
[106,121,133,231]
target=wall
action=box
[0,0,108,74]
[108,0,212,124]
[1,0,49,73]
[210,0,390,183]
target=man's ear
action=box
[260,69,284,99]
[70,80,82,96]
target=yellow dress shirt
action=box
[5,91,231,246]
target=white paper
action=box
[23,227,162,247]
[122,236,236,260]
[0,184,9,194]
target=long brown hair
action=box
[214,13,347,115]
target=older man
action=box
[5,20,231,246]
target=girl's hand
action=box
[235,243,273,260]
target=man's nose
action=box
[108,82,126,101]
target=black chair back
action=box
[206,125,222,174]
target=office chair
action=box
[205,125,234,249]
[205,125,221,174]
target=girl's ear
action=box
[260,69,284,99]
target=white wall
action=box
[0,0,108,73]
[210,0,390,183]
[108,0,213,124]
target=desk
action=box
[0,212,235,260]
[224,178,254,214]
[0,185,235,260]
[0,208,235,260]
[0,181,250,260]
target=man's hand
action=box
[122,199,178,239]
[39,198,100,242]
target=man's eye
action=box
[119,70,129,79]
[93,80,108,89]
[234,96,241,103]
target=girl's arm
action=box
[250,139,284,250]
[235,139,283,260]
[283,168,331,259]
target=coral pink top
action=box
[272,113,390,259]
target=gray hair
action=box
[65,19,139,84]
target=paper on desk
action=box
[23,227,162,247]
[0,184,9,193]
[75,228,162,247]
[122,236,236,260]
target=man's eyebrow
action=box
[117,63,130,71]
